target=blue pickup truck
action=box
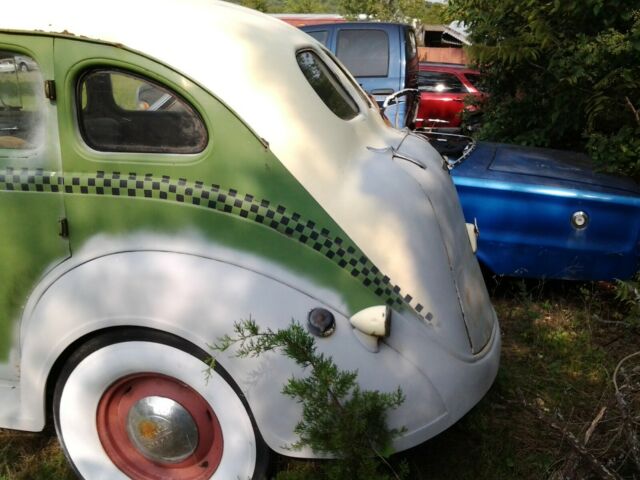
[300,22,419,128]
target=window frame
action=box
[75,67,209,155]
[296,48,360,121]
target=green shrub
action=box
[213,319,407,480]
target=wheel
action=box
[53,330,269,480]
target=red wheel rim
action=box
[96,373,223,480]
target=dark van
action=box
[300,22,419,128]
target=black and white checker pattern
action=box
[0,167,428,319]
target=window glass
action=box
[77,70,207,154]
[417,72,466,93]
[307,30,329,46]
[296,50,359,120]
[0,51,44,153]
[336,30,389,77]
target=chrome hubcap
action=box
[126,396,198,464]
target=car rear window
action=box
[296,50,359,120]
[77,69,208,154]
[336,29,389,77]
[306,30,329,46]
[418,71,466,93]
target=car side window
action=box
[297,50,359,120]
[336,30,389,77]
[0,51,44,155]
[418,72,466,94]
[77,69,208,154]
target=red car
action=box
[416,63,484,131]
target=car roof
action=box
[2,0,391,185]
[300,22,411,29]
[419,63,479,75]
[3,0,309,108]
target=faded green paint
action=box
[0,34,414,363]
[52,38,410,314]
[0,35,69,362]
[1,167,413,312]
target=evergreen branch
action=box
[212,318,407,480]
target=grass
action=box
[400,278,639,480]
[0,278,637,479]
[0,430,73,480]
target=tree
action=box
[447,1,640,180]
[339,0,446,22]
[231,0,272,12]
[285,0,330,13]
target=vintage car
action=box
[422,133,640,280]
[1,1,499,479]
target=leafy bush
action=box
[447,1,640,180]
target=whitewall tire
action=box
[53,330,268,480]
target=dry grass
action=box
[0,429,73,480]
[401,278,640,480]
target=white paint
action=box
[4,0,485,345]
[9,248,500,455]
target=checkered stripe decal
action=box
[0,167,429,319]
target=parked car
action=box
[416,63,484,131]
[299,22,419,129]
[1,1,499,479]
[0,53,38,73]
[420,132,640,281]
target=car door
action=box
[0,34,69,373]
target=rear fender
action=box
[16,250,446,456]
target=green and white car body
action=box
[0,1,499,478]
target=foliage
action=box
[614,274,640,329]
[228,0,446,23]
[228,0,340,14]
[213,318,406,480]
[447,1,640,180]
[237,0,272,12]
[284,0,336,14]
[340,0,446,22]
